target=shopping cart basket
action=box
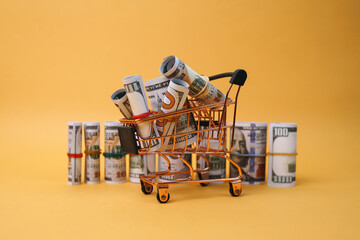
[119,69,247,203]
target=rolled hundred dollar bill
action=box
[129,154,155,183]
[122,75,161,151]
[104,121,126,184]
[230,122,267,184]
[111,88,133,119]
[268,123,297,187]
[68,122,82,185]
[145,77,197,149]
[197,124,226,181]
[158,154,192,181]
[155,79,190,149]
[160,55,225,105]
[84,122,101,184]
[144,76,170,112]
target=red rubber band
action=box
[133,110,155,120]
[67,153,83,158]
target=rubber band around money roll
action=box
[67,153,83,158]
[230,152,268,157]
[132,110,156,120]
[103,152,127,157]
[84,150,102,155]
[267,152,298,156]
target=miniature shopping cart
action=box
[119,69,247,203]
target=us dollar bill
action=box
[84,122,100,184]
[122,75,161,151]
[111,88,133,119]
[145,76,170,112]
[104,121,126,184]
[145,77,197,149]
[68,122,82,185]
[158,153,192,181]
[195,79,225,106]
[129,154,155,183]
[197,124,226,181]
[268,123,297,187]
[155,79,190,149]
[160,55,225,105]
[230,122,267,184]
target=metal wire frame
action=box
[119,83,243,186]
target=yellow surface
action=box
[0,0,359,239]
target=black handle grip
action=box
[208,69,247,86]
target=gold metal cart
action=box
[119,69,247,203]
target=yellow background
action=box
[0,0,359,239]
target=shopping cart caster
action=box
[197,171,209,187]
[229,182,242,197]
[140,180,153,195]
[156,185,170,203]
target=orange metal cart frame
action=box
[119,69,247,203]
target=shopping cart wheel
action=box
[197,172,209,187]
[229,182,242,197]
[156,186,170,203]
[140,181,153,195]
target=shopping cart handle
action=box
[208,69,247,86]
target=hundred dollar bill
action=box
[122,75,161,151]
[230,122,267,184]
[144,76,170,112]
[197,123,226,181]
[155,79,190,149]
[68,122,82,185]
[158,153,192,181]
[104,121,126,184]
[268,123,297,187]
[111,88,133,119]
[160,55,225,105]
[145,77,197,149]
[129,154,155,183]
[84,122,101,184]
[195,77,226,106]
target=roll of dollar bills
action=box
[155,79,190,149]
[111,88,133,119]
[268,123,297,187]
[144,76,170,112]
[158,154,192,181]
[230,122,267,184]
[197,124,226,181]
[160,55,225,105]
[122,75,161,151]
[145,77,197,149]
[129,154,156,183]
[104,121,126,184]
[68,122,82,185]
[84,122,101,184]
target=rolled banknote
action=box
[111,88,133,119]
[268,123,297,187]
[195,77,226,105]
[145,77,197,149]
[158,154,192,181]
[155,79,190,149]
[197,124,226,181]
[122,75,161,151]
[129,154,156,183]
[104,121,126,184]
[160,55,225,104]
[84,122,101,184]
[68,122,82,185]
[230,122,267,184]
[144,76,170,112]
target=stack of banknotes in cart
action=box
[68,55,297,188]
